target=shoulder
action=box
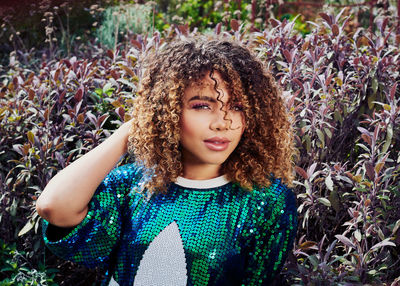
[252,178,295,201]
[96,163,146,200]
[249,178,297,219]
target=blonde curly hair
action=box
[128,36,295,193]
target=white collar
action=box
[175,175,230,189]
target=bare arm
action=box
[36,120,132,228]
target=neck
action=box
[181,163,221,180]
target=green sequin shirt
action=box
[43,163,297,286]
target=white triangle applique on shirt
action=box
[109,221,188,286]
[135,221,188,285]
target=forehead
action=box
[184,72,229,97]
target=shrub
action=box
[0,0,116,65]
[253,9,400,284]
[0,39,143,283]
[96,3,154,49]
[0,4,399,286]
[0,239,58,285]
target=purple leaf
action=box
[269,18,280,28]
[107,50,114,60]
[390,82,397,101]
[86,112,97,126]
[97,114,109,129]
[370,238,396,251]
[357,127,371,136]
[282,49,292,63]
[74,87,83,103]
[295,166,309,180]
[319,13,332,26]
[332,24,339,36]
[230,19,239,32]
[365,161,375,181]
[116,107,125,121]
[215,23,222,35]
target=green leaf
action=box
[368,92,376,109]
[324,127,332,139]
[27,131,35,144]
[9,199,18,217]
[316,129,325,147]
[325,175,333,191]
[18,220,34,236]
[372,77,378,94]
[94,88,103,96]
[334,110,343,123]
[392,219,400,234]
[117,78,136,90]
[317,197,331,207]
[308,255,319,270]
[329,190,340,212]
[382,124,393,153]
[304,134,311,153]
[356,143,370,153]
[354,229,362,242]
[105,88,115,97]
[103,82,115,97]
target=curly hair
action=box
[128,36,295,193]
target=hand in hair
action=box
[36,119,133,228]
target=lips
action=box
[204,137,231,151]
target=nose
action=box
[210,109,230,131]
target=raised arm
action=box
[36,120,132,228]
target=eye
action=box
[191,103,211,110]
[230,104,243,111]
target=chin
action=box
[205,157,229,166]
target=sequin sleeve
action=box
[242,181,298,285]
[42,164,142,269]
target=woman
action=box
[36,36,298,285]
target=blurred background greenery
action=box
[1,0,397,62]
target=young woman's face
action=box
[180,71,245,177]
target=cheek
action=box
[180,112,196,139]
[236,114,246,134]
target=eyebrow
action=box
[188,95,218,103]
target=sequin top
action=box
[42,164,297,286]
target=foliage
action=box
[153,0,249,31]
[0,0,116,64]
[1,2,400,285]
[0,240,58,285]
[253,9,400,284]
[0,37,142,283]
[96,3,153,49]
